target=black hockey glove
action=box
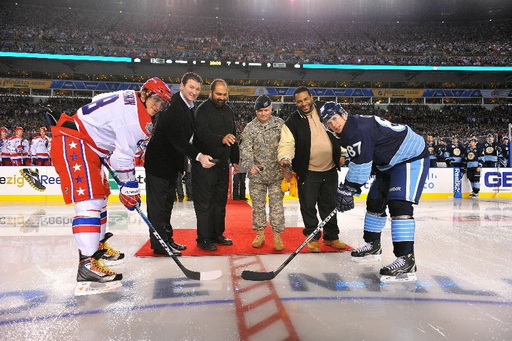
[336,184,358,212]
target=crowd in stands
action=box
[1,95,510,142]
[1,3,511,66]
[1,95,510,167]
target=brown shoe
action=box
[324,239,347,249]
[307,240,321,253]
[252,230,265,248]
[273,231,284,251]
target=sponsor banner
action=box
[372,89,424,98]
[0,78,52,89]
[1,167,510,201]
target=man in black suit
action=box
[192,79,239,251]
[144,72,216,255]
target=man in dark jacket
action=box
[144,72,215,255]
[192,79,240,251]
[277,86,346,253]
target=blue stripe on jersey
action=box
[73,216,101,226]
[363,213,387,233]
[346,161,372,185]
[406,159,423,202]
[379,128,425,171]
[391,219,415,242]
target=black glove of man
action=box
[336,184,358,212]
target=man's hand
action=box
[119,181,140,211]
[198,153,216,168]
[222,134,236,146]
[250,165,264,175]
[232,163,239,173]
[279,159,292,181]
[336,184,358,212]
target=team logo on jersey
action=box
[428,146,434,154]
[145,122,153,135]
[467,152,475,160]
[485,146,494,154]
[453,148,461,156]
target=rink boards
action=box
[0,166,511,202]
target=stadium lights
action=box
[302,64,512,72]
[0,51,131,63]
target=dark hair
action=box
[293,86,311,98]
[181,72,203,86]
[210,78,228,92]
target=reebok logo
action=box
[389,186,401,192]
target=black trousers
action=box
[146,172,179,250]
[192,161,229,242]
[232,172,246,200]
[297,168,339,241]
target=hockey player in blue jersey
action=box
[463,137,484,198]
[319,102,430,282]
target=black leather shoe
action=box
[197,240,217,251]
[153,248,182,257]
[169,241,187,251]
[211,236,233,245]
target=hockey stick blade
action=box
[103,162,223,281]
[241,270,276,281]
[241,209,338,281]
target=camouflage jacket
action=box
[240,115,284,183]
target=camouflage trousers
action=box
[249,180,284,233]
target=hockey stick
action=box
[103,161,222,281]
[241,208,338,281]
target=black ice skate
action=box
[75,249,123,296]
[99,232,125,266]
[469,192,479,198]
[20,168,46,191]
[380,253,417,283]
[351,240,382,263]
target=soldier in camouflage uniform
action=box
[240,95,285,251]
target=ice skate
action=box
[351,241,382,263]
[99,232,125,266]
[75,249,123,296]
[469,192,479,198]
[380,253,417,283]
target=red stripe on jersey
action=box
[72,225,101,234]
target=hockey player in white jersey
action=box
[50,77,172,295]
[0,127,10,165]
[8,126,29,165]
[320,102,429,283]
[30,126,51,165]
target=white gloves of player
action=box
[119,181,140,211]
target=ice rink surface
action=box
[1,198,511,340]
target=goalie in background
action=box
[50,77,172,295]
[319,102,430,283]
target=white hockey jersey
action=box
[73,90,152,172]
[30,135,51,159]
[8,136,29,162]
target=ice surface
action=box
[1,199,511,340]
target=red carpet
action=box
[135,199,352,257]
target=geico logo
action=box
[0,175,25,187]
[484,172,512,187]
[39,175,61,185]
[0,216,27,225]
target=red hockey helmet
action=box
[0,127,7,134]
[14,126,24,132]
[141,77,172,102]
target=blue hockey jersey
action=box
[336,115,428,187]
